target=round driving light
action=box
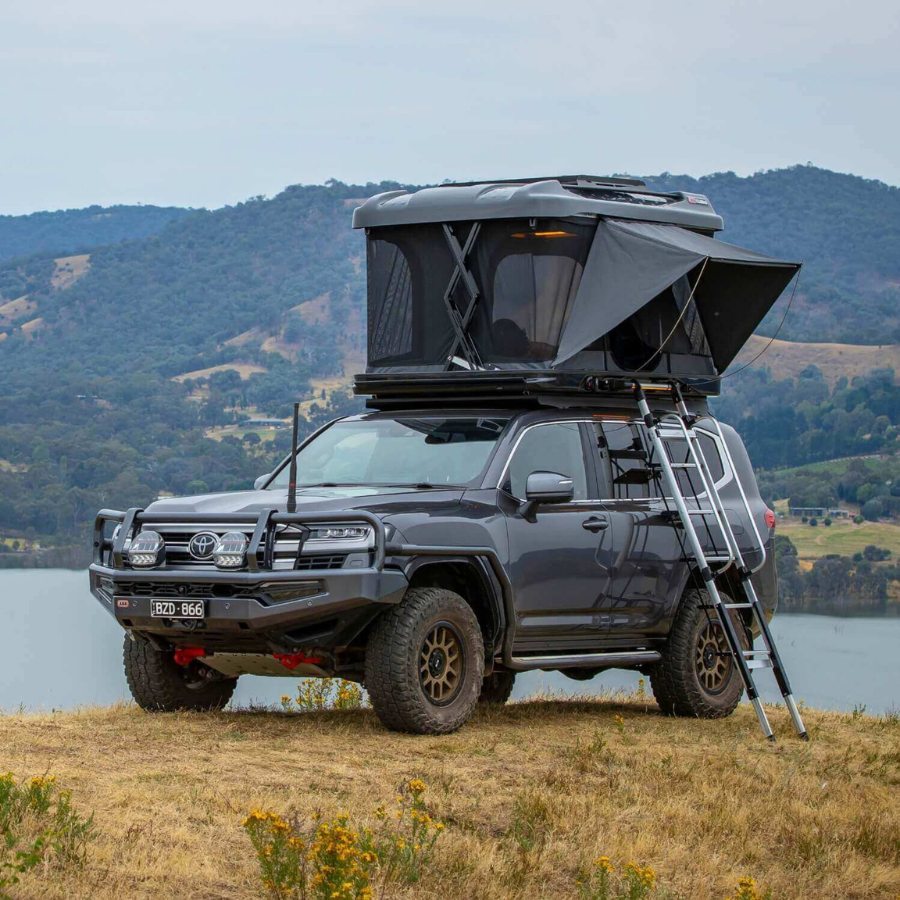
[213,531,248,568]
[128,530,165,567]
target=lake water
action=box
[1,569,897,715]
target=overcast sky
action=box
[1,0,898,215]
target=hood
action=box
[145,485,465,518]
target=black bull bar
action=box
[91,507,387,573]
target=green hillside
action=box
[645,166,900,344]
[0,204,195,263]
[1,166,899,560]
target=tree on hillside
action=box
[862,499,883,521]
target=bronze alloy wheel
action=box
[695,620,733,695]
[419,621,465,706]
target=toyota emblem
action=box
[188,532,219,559]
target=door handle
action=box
[582,516,609,533]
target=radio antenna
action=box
[286,402,299,513]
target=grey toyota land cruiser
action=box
[90,175,798,735]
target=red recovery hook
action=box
[173,646,206,666]
[273,652,324,670]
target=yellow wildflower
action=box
[594,855,613,874]
[408,778,427,796]
[28,775,56,788]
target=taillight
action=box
[765,508,776,530]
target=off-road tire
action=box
[479,670,516,704]
[650,588,746,719]
[364,587,484,734]
[124,635,237,712]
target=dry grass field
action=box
[778,517,900,560]
[734,335,900,388]
[1,692,898,900]
[173,363,269,383]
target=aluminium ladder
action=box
[633,381,809,742]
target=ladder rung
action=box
[686,509,716,515]
[704,556,732,562]
[746,659,774,670]
[669,462,697,469]
[723,602,753,609]
[743,650,770,657]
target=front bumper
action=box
[89,507,408,652]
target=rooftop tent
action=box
[553,219,801,373]
[356,178,799,382]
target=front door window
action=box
[504,422,588,500]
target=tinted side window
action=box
[596,421,658,499]
[665,431,726,495]
[506,423,588,500]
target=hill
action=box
[2,166,900,559]
[0,203,195,263]
[645,166,900,344]
[1,693,897,900]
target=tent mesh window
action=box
[604,269,712,372]
[365,219,595,369]
[366,224,456,368]
[467,219,594,363]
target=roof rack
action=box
[437,174,648,189]
[354,371,718,411]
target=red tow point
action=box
[173,647,206,666]
[273,652,324,669]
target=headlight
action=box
[128,530,165,567]
[307,525,372,541]
[213,531,249,568]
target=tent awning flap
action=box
[554,219,800,372]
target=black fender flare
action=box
[386,544,514,662]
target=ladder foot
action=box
[766,734,777,743]
[798,732,810,742]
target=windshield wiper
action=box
[387,482,465,490]
[295,482,364,488]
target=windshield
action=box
[268,417,509,489]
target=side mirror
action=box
[520,471,575,521]
[253,474,271,491]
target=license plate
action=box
[150,599,206,619]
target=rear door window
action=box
[664,430,726,495]
[594,421,659,500]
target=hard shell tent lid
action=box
[353,177,800,385]
[352,176,726,232]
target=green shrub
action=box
[0,773,96,898]
[244,779,446,900]
[280,678,366,713]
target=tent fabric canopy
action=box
[553,219,800,373]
